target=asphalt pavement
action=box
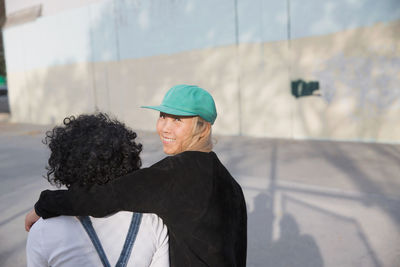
[1,110,399,266]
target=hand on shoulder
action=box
[25,209,40,232]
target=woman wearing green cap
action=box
[25,85,247,266]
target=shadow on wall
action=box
[283,49,400,240]
[294,20,400,141]
[9,0,400,140]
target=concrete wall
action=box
[3,0,400,142]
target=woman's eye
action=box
[174,118,181,122]
[159,113,166,119]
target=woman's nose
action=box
[161,118,173,133]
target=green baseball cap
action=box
[142,84,217,124]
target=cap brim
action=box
[141,105,198,117]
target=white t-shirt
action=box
[26,212,169,267]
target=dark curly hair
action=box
[43,113,142,189]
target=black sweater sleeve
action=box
[35,152,213,223]
[35,157,178,219]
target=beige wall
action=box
[7,19,400,143]
[8,63,95,124]
[289,20,400,142]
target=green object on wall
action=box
[291,80,319,98]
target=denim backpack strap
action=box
[78,216,111,267]
[116,213,143,267]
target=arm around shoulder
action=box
[34,161,177,219]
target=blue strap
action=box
[116,213,142,267]
[78,216,111,267]
[78,213,142,267]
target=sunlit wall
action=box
[3,0,400,142]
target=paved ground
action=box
[1,110,400,266]
[0,96,9,113]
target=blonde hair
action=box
[185,116,213,152]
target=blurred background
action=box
[1,1,400,267]
[1,0,400,142]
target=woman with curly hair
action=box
[26,85,247,267]
[26,113,169,267]
[43,113,143,189]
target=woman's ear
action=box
[199,122,211,138]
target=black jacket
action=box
[35,151,247,266]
